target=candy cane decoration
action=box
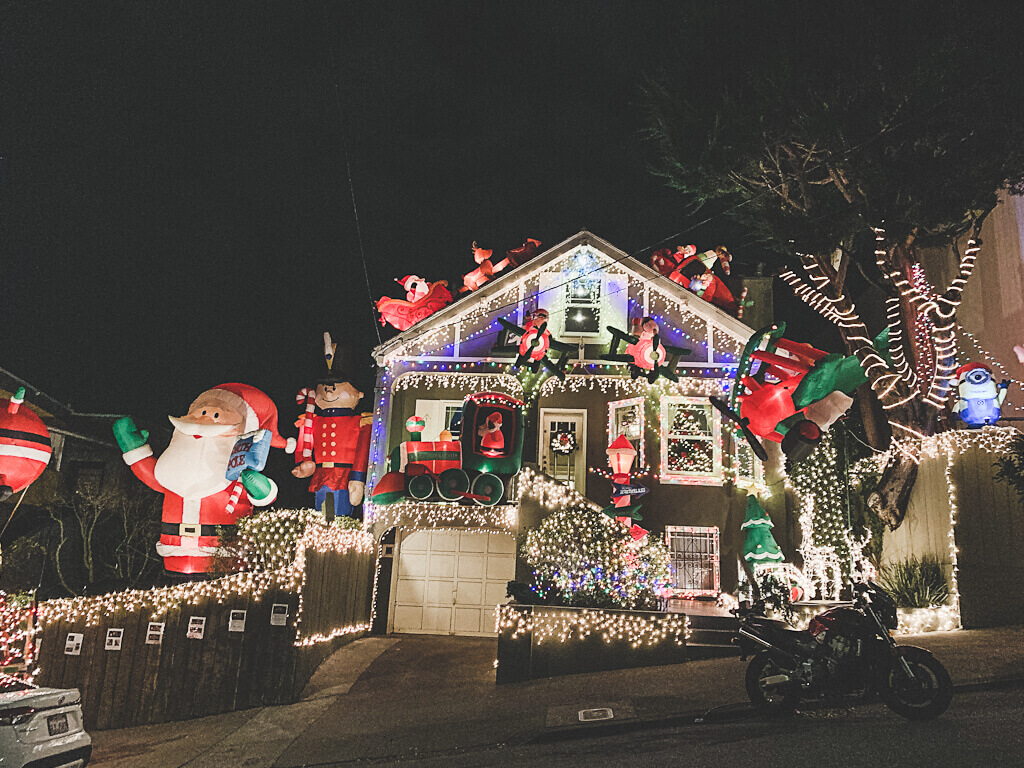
[296,387,317,462]
[224,479,245,516]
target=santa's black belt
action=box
[161,523,237,537]
[319,462,353,468]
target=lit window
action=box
[732,434,764,488]
[659,396,722,485]
[608,397,645,467]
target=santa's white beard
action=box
[155,429,234,498]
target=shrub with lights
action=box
[522,502,671,610]
[224,508,364,572]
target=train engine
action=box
[371,391,525,507]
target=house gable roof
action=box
[373,230,754,361]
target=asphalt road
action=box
[358,686,1024,768]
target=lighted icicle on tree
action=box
[523,502,671,610]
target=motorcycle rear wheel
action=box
[882,646,953,720]
[745,650,800,716]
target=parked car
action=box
[0,674,91,767]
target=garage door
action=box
[392,529,515,636]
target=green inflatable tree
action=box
[741,495,784,565]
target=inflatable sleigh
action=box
[376,280,453,331]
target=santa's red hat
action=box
[193,383,296,453]
[954,362,991,380]
[396,276,416,287]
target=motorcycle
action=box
[733,581,953,720]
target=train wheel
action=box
[407,473,435,501]
[471,473,504,506]
[437,468,470,501]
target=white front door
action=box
[391,529,515,636]
[539,409,587,490]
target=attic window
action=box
[562,249,603,337]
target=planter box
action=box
[495,604,688,683]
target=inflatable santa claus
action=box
[113,383,294,575]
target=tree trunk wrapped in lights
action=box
[780,225,983,529]
[644,2,1024,532]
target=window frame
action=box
[730,430,765,488]
[659,395,722,486]
[664,525,721,596]
[607,396,645,468]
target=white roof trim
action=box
[373,230,755,360]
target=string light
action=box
[30,510,375,660]
[496,605,689,649]
[522,502,672,610]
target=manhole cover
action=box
[578,707,614,722]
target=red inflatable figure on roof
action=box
[376,276,453,332]
[493,308,574,380]
[396,274,429,303]
[460,241,510,293]
[504,237,542,268]
[652,244,747,317]
[0,388,52,502]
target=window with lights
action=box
[659,396,722,485]
[731,433,764,488]
[608,397,645,467]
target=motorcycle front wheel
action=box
[882,645,953,720]
[745,650,800,716]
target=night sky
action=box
[3,2,772,421]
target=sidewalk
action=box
[88,625,1024,767]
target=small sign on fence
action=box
[146,622,165,645]
[228,610,247,632]
[105,628,124,651]
[187,616,206,640]
[270,604,289,626]
[64,633,83,656]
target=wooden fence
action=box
[35,542,376,730]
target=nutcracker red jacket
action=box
[296,408,372,491]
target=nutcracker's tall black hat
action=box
[317,331,354,385]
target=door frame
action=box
[538,407,588,490]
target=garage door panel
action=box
[428,554,455,579]
[484,581,508,606]
[457,554,485,579]
[429,531,458,551]
[402,532,429,552]
[424,606,453,632]
[488,535,516,554]
[392,605,423,632]
[458,533,487,553]
[455,581,482,605]
[486,554,514,580]
[454,607,483,634]
[394,577,426,605]
[398,553,427,579]
[425,579,454,605]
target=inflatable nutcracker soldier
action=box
[113,383,293,575]
[293,333,372,517]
